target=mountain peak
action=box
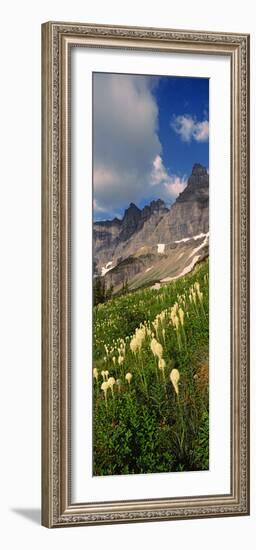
[150,198,166,209]
[127,202,141,211]
[176,163,209,204]
[192,163,208,176]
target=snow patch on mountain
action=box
[160,255,201,283]
[157,243,165,254]
[101,261,113,276]
[188,234,209,258]
[175,232,209,244]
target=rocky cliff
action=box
[93,163,209,290]
[152,163,209,242]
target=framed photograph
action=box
[42,21,250,527]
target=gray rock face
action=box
[93,198,168,269]
[152,164,209,242]
[93,163,209,286]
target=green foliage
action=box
[93,259,209,475]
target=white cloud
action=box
[171,114,209,143]
[93,199,107,214]
[93,74,161,210]
[150,155,187,200]
[93,74,187,217]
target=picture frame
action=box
[41,21,250,527]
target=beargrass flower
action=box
[158,358,166,371]
[198,290,203,302]
[125,372,132,384]
[130,337,139,353]
[178,307,184,326]
[170,303,180,329]
[170,368,180,395]
[194,282,200,293]
[150,338,163,359]
[101,381,109,403]
[93,367,98,381]
[108,376,115,396]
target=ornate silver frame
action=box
[41,21,250,527]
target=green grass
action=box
[93,258,209,476]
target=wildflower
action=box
[150,338,163,359]
[93,367,98,381]
[136,327,146,347]
[159,310,167,322]
[101,381,109,403]
[153,319,159,332]
[191,289,197,303]
[118,343,126,356]
[170,303,179,329]
[172,315,180,330]
[198,290,203,302]
[158,358,166,371]
[101,370,106,381]
[112,356,116,365]
[170,368,180,395]
[130,337,139,353]
[104,370,109,380]
[170,303,178,324]
[118,355,124,366]
[178,307,184,326]
[194,282,200,293]
[108,376,115,396]
[125,372,133,384]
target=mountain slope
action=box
[93,163,209,291]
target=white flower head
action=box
[101,381,109,403]
[130,337,139,354]
[170,368,180,395]
[158,358,166,371]
[178,307,184,326]
[107,376,115,395]
[125,372,133,384]
[194,282,200,293]
[150,338,163,359]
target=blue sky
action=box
[93,73,209,221]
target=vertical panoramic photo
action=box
[92,73,209,476]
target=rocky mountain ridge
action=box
[93,163,209,292]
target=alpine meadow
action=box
[92,72,209,476]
